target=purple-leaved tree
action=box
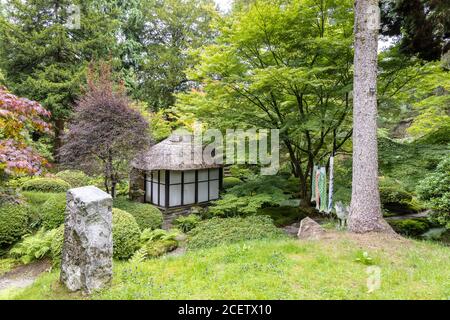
[59,63,150,197]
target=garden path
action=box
[0,259,51,293]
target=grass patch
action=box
[0,258,17,276]
[3,234,449,300]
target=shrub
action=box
[9,228,59,264]
[55,170,91,188]
[229,166,255,180]
[50,224,65,266]
[40,193,67,230]
[22,178,70,193]
[257,206,310,227]
[187,216,285,249]
[379,177,419,213]
[130,229,179,262]
[0,203,30,248]
[22,191,60,207]
[223,177,242,189]
[417,157,450,228]
[144,239,178,258]
[115,181,130,197]
[173,214,201,233]
[211,175,292,217]
[209,193,288,217]
[379,177,412,203]
[140,228,178,244]
[388,219,431,237]
[23,191,63,229]
[5,176,34,189]
[112,208,141,260]
[113,197,163,230]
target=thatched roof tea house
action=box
[130,134,223,209]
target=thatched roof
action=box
[131,134,222,171]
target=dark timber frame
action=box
[145,168,223,209]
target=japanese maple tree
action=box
[0,87,51,178]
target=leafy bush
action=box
[209,193,288,217]
[257,206,310,227]
[229,166,255,180]
[379,177,420,213]
[55,170,91,188]
[187,216,285,249]
[139,228,178,244]
[388,219,431,237]
[0,204,30,248]
[23,192,63,229]
[113,197,163,230]
[211,175,293,217]
[130,228,179,262]
[173,214,201,233]
[115,181,130,197]
[5,176,34,189]
[223,177,242,189]
[22,191,60,207]
[50,224,65,266]
[22,178,70,193]
[417,157,450,228]
[112,208,141,260]
[144,239,178,258]
[9,228,59,264]
[378,137,449,192]
[40,193,66,230]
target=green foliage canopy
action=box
[175,0,355,200]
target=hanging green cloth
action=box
[315,169,321,210]
[311,165,318,202]
[318,166,328,212]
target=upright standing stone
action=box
[61,186,113,294]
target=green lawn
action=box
[2,233,449,300]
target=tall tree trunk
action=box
[108,150,116,198]
[53,118,65,162]
[348,0,392,233]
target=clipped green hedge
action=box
[112,208,141,260]
[113,197,163,230]
[388,219,431,237]
[223,177,242,189]
[41,193,67,230]
[22,191,60,207]
[0,204,30,248]
[187,216,285,249]
[22,178,70,193]
[55,170,91,188]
